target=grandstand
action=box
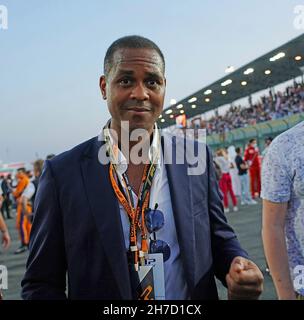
[158,33,304,150]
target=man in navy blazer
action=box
[21,35,263,300]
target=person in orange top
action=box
[13,168,30,254]
[20,159,44,241]
[244,139,261,198]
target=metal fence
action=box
[206,113,304,151]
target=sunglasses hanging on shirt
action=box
[145,204,171,262]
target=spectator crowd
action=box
[189,82,304,135]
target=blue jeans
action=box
[239,174,252,203]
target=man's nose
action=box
[130,83,149,100]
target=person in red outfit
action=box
[244,139,261,198]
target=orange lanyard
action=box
[109,163,156,268]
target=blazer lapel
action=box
[163,135,196,292]
[80,138,132,299]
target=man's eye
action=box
[119,79,132,86]
[147,80,159,87]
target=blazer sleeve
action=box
[206,146,249,286]
[21,160,67,300]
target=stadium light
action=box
[170,98,177,105]
[176,104,183,109]
[241,81,247,86]
[188,97,197,103]
[191,104,197,109]
[205,98,210,102]
[243,68,254,75]
[204,89,212,95]
[165,109,173,114]
[264,69,271,75]
[221,90,227,95]
[170,114,174,119]
[161,119,165,123]
[269,52,285,62]
[221,79,232,86]
[159,114,162,118]
[295,55,302,61]
[225,66,235,73]
[180,110,184,114]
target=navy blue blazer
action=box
[21,133,248,300]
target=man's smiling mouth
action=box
[126,107,151,112]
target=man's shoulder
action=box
[160,131,211,177]
[161,130,208,149]
[274,121,304,145]
[268,121,304,157]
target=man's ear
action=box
[99,76,107,100]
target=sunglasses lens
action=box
[145,209,164,233]
[150,239,171,262]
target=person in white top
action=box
[227,145,241,198]
[214,149,238,213]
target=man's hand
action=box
[2,230,11,250]
[226,256,264,300]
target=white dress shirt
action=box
[104,124,189,299]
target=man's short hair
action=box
[249,138,256,144]
[235,147,241,154]
[46,154,55,160]
[104,35,165,77]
